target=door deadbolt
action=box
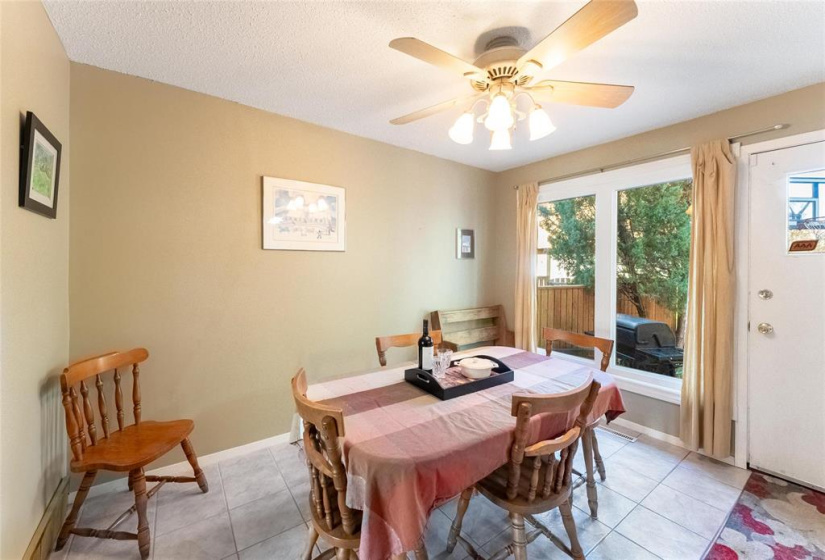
[758,289,773,300]
[757,322,774,335]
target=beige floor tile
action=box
[586,531,661,560]
[641,484,729,539]
[220,449,287,509]
[155,465,226,537]
[573,484,636,528]
[290,478,313,522]
[422,508,473,560]
[77,487,158,534]
[536,505,612,555]
[438,493,509,548]
[271,444,308,486]
[607,445,681,482]
[615,507,709,560]
[680,453,751,489]
[633,435,690,462]
[229,490,304,550]
[661,465,742,511]
[591,428,630,458]
[238,523,314,560]
[153,510,236,560]
[599,461,659,502]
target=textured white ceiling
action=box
[44,1,825,172]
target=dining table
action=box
[305,345,626,560]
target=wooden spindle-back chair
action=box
[544,327,615,518]
[55,348,208,559]
[374,330,442,367]
[292,369,360,560]
[447,375,601,560]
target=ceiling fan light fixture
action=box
[484,93,515,132]
[489,129,512,151]
[448,112,475,145]
[529,107,556,141]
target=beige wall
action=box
[489,82,825,436]
[69,64,498,466]
[0,2,71,558]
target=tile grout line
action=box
[217,461,241,556]
[271,443,324,556]
[224,446,309,557]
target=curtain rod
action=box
[513,123,789,189]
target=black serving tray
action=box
[404,355,514,400]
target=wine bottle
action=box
[418,319,434,371]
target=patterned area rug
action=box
[706,471,825,559]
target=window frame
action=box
[537,155,692,404]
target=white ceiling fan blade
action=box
[517,0,638,74]
[390,94,482,125]
[390,37,486,78]
[526,80,634,108]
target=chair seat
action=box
[477,460,573,516]
[70,420,194,472]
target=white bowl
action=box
[458,357,496,379]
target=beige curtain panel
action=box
[681,140,736,459]
[515,182,539,352]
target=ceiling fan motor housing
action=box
[472,37,531,90]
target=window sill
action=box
[610,372,682,405]
[543,350,682,405]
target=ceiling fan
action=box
[388,0,638,150]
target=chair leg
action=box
[413,544,429,559]
[591,429,606,481]
[336,548,349,560]
[559,500,584,560]
[581,427,599,518]
[181,437,209,493]
[511,513,528,560]
[56,470,97,550]
[131,468,151,560]
[446,487,473,553]
[303,524,319,560]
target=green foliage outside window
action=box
[538,180,692,342]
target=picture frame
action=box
[19,111,62,219]
[456,228,475,259]
[262,176,346,251]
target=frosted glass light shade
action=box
[529,108,556,141]
[484,94,515,131]
[448,112,475,144]
[489,129,512,151]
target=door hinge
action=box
[749,154,759,167]
[747,321,751,332]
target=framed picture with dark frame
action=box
[19,111,62,219]
[456,228,475,259]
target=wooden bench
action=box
[430,305,515,351]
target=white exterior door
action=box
[748,139,825,489]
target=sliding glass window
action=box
[536,155,693,402]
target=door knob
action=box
[757,322,774,335]
[758,289,773,300]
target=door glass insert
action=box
[536,195,596,359]
[615,180,692,378]
[788,170,825,253]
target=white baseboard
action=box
[70,432,292,503]
[610,417,685,448]
[609,417,739,467]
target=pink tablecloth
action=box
[306,346,625,560]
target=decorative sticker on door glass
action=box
[787,170,825,253]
